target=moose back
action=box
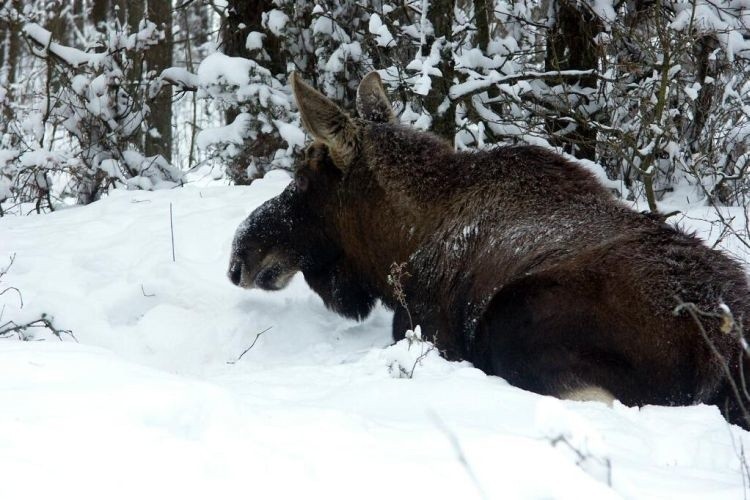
[228,71,750,428]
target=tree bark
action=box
[91,0,109,30]
[220,0,286,184]
[687,35,720,152]
[424,0,456,143]
[1,4,20,129]
[145,0,173,162]
[474,0,489,52]
[46,4,68,43]
[544,0,601,161]
[73,0,84,35]
[221,0,284,76]
[126,0,145,151]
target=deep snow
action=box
[1,171,750,499]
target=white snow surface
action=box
[2,170,750,499]
[246,31,265,51]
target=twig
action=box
[408,341,435,378]
[169,202,176,262]
[388,262,413,330]
[0,314,77,342]
[227,326,272,364]
[0,253,23,308]
[429,410,489,500]
[549,434,612,487]
[675,299,750,427]
[726,423,750,500]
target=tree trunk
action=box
[127,0,146,150]
[46,4,68,43]
[220,0,285,184]
[474,0,489,52]
[687,35,720,153]
[115,0,128,26]
[221,0,284,75]
[91,0,109,30]
[544,0,601,161]
[1,6,20,129]
[145,0,173,162]
[73,0,84,35]
[424,0,456,143]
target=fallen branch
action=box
[0,314,77,342]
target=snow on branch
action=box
[23,23,91,67]
[449,70,602,100]
[160,67,200,92]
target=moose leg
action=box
[703,351,750,429]
[391,299,466,361]
[475,272,658,406]
[391,306,412,342]
[558,386,615,405]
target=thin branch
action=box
[227,326,272,364]
[674,299,750,427]
[169,202,176,262]
[0,314,77,342]
[429,411,490,500]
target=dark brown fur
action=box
[229,72,750,428]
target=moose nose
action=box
[228,261,242,286]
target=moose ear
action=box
[356,71,395,123]
[290,71,358,168]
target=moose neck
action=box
[335,125,455,306]
[333,181,419,308]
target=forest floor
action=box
[1,171,750,499]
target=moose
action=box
[229,71,750,428]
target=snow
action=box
[313,15,335,36]
[369,14,395,48]
[246,31,265,51]
[407,40,443,96]
[98,158,122,178]
[273,120,306,149]
[161,67,200,90]
[197,53,255,87]
[23,23,91,67]
[0,176,10,200]
[583,0,616,27]
[196,113,252,149]
[1,172,750,499]
[19,149,62,169]
[670,2,750,61]
[264,9,289,37]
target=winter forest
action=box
[3,0,750,498]
[1,0,750,212]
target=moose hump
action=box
[229,71,750,429]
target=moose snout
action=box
[227,248,297,291]
[228,248,262,289]
[228,260,243,286]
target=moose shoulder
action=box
[229,71,750,428]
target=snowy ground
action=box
[2,171,750,499]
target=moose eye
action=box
[295,173,309,192]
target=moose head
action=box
[227,72,401,319]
